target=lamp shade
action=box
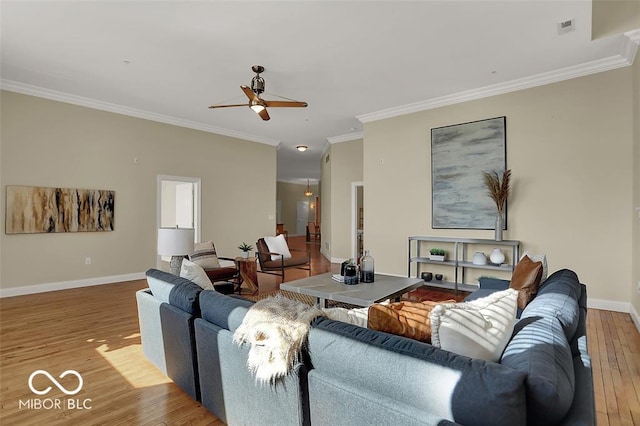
[157,228,194,256]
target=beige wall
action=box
[592,0,640,39]
[276,181,318,236]
[364,66,635,306]
[321,139,363,262]
[632,54,640,318]
[0,91,276,292]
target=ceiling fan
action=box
[208,65,308,121]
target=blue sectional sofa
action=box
[136,268,594,425]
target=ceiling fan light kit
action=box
[209,65,307,121]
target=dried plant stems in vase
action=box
[482,169,511,241]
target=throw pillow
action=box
[180,258,214,290]
[264,234,292,261]
[322,306,369,328]
[368,300,455,343]
[510,255,543,309]
[521,251,548,282]
[189,241,221,269]
[430,288,518,362]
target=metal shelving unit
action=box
[408,236,520,292]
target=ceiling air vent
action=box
[557,19,575,34]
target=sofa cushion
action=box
[430,289,518,362]
[522,268,581,345]
[180,259,214,290]
[509,255,543,309]
[199,289,254,332]
[168,280,203,316]
[368,300,453,343]
[189,240,221,269]
[501,315,575,426]
[310,316,527,426]
[146,268,191,303]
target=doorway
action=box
[157,175,201,261]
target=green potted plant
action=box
[238,242,253,259]
[429,248,446,261]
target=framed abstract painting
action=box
[5,185,115,234]
[431,116,506,229]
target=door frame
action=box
[351,181,364,261]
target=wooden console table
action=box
[235,256,259,294]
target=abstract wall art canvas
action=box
[431,116,506,229]
[5,186,115,234]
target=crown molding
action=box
[357,31,639,124]
[327,131,364,144]
[0,79,280,146]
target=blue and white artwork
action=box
[431,116,506,229]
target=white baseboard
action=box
[631,304,640,335]
[587,298,631,313]
[0,272,146,298]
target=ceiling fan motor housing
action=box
[251,75,265,94]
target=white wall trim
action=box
[587,298,631,313]
[0,272,146,298]
[630,304,640,335]
[357,32,639,124]
[0,79,280,146]
[327,132,364,144]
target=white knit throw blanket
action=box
[233,295,324,384]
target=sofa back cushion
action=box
[523,269,581,343]
[199,290,254,332]
[168,281,203,316]
[309,317,527,426]
[146,268,191,303]
[501,315,575,425]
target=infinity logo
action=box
[28,370,83,396]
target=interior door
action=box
[297,201,309,235]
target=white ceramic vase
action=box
[490,248,505,265]
[472,252,487,265]
[241,251,249,259]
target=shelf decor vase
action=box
[494,214,504,241]
[490,248,505,265]
[472,252,487,265]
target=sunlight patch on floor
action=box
[89,334,171,388]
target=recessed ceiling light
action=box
[296,145,308,152]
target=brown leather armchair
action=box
[255,237,311,283]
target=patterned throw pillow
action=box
[430,289,518,362]
[189,240,221,269]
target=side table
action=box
[235,256,259,294]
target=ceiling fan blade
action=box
[257,107,270,121]
[208,104,248,109]
[264,100,308,108]
[241,85,259,102]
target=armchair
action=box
[187,241,241,294]
[306,222,320,242]
[255,237,311,283]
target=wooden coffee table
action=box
[280,273,422,308]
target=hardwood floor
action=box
[1,236,638,425]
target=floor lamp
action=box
[157,227,195,275]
